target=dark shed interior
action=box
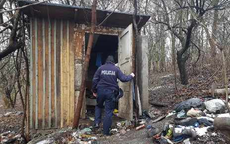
[85,34,118,99]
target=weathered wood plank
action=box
[37,18,43,129]
[118,24,133,120]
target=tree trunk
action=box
[73,0,97,128]
[211,9,218,58]
[177,53,188,85]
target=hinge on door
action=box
[120,60,129,66]
[120,31,129,40]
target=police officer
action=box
[92,55,135,135]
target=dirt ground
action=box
[0,70,229,144]
[0,95,23,134]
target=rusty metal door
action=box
[118,24,133,120]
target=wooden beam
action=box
[73,0,97,128]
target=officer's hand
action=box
[93,93,97,97]
[130,73,135,77]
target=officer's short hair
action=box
[106,55,115,63]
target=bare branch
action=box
[97,0,125,27]
[0,1,47,14]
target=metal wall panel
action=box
[29,18,76,129]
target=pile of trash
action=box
[0,131,25,144]
[143,97,230,144]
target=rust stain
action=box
[74,24,122,35]
[75,32,84,60]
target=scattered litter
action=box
[174,98,203,112]
[138,119,146,125]
[4,112,13,117]
[116,122,122,127]
[136,124,145,130]
[15,111,23,116]
[37,139,54,144]
[211,132,217,136]
[113,109,118,114]
[120,129,126,135]
[204,99,225,113]
[197,117,214,122]
[198,118,213,126]
[175,117,198,126]
[146,125,160,138]
[173,126,197,138]
[195,127,209,136]
[80,128,92,134]
[166,111,176,118]
[177,110,186,118]
[183,138,191,144]
[187,108,202,117]
[89,117,95,121]
[217,113,230,118]
[111,129,118,132]
[152,115,166,123]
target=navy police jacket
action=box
[92,62,133,93]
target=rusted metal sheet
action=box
[34,18,38,129]
[48,19,52,128]
[29,17,33,129]
[37,18,43,129]
[54,19,57,127]
[29,18,76,129]
[75,24,122,36]
[19,1,150,29]
[42,18,46,129]
[60,20,63,128]
[69,21,75,124]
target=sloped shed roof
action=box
[18,0,150,29]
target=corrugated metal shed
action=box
[18,0,150,29]
[19,0,150,130]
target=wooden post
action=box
[73,0,97,128]
[221,50,230,112]
[133,0,142,117]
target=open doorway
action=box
[85,33,118,103]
